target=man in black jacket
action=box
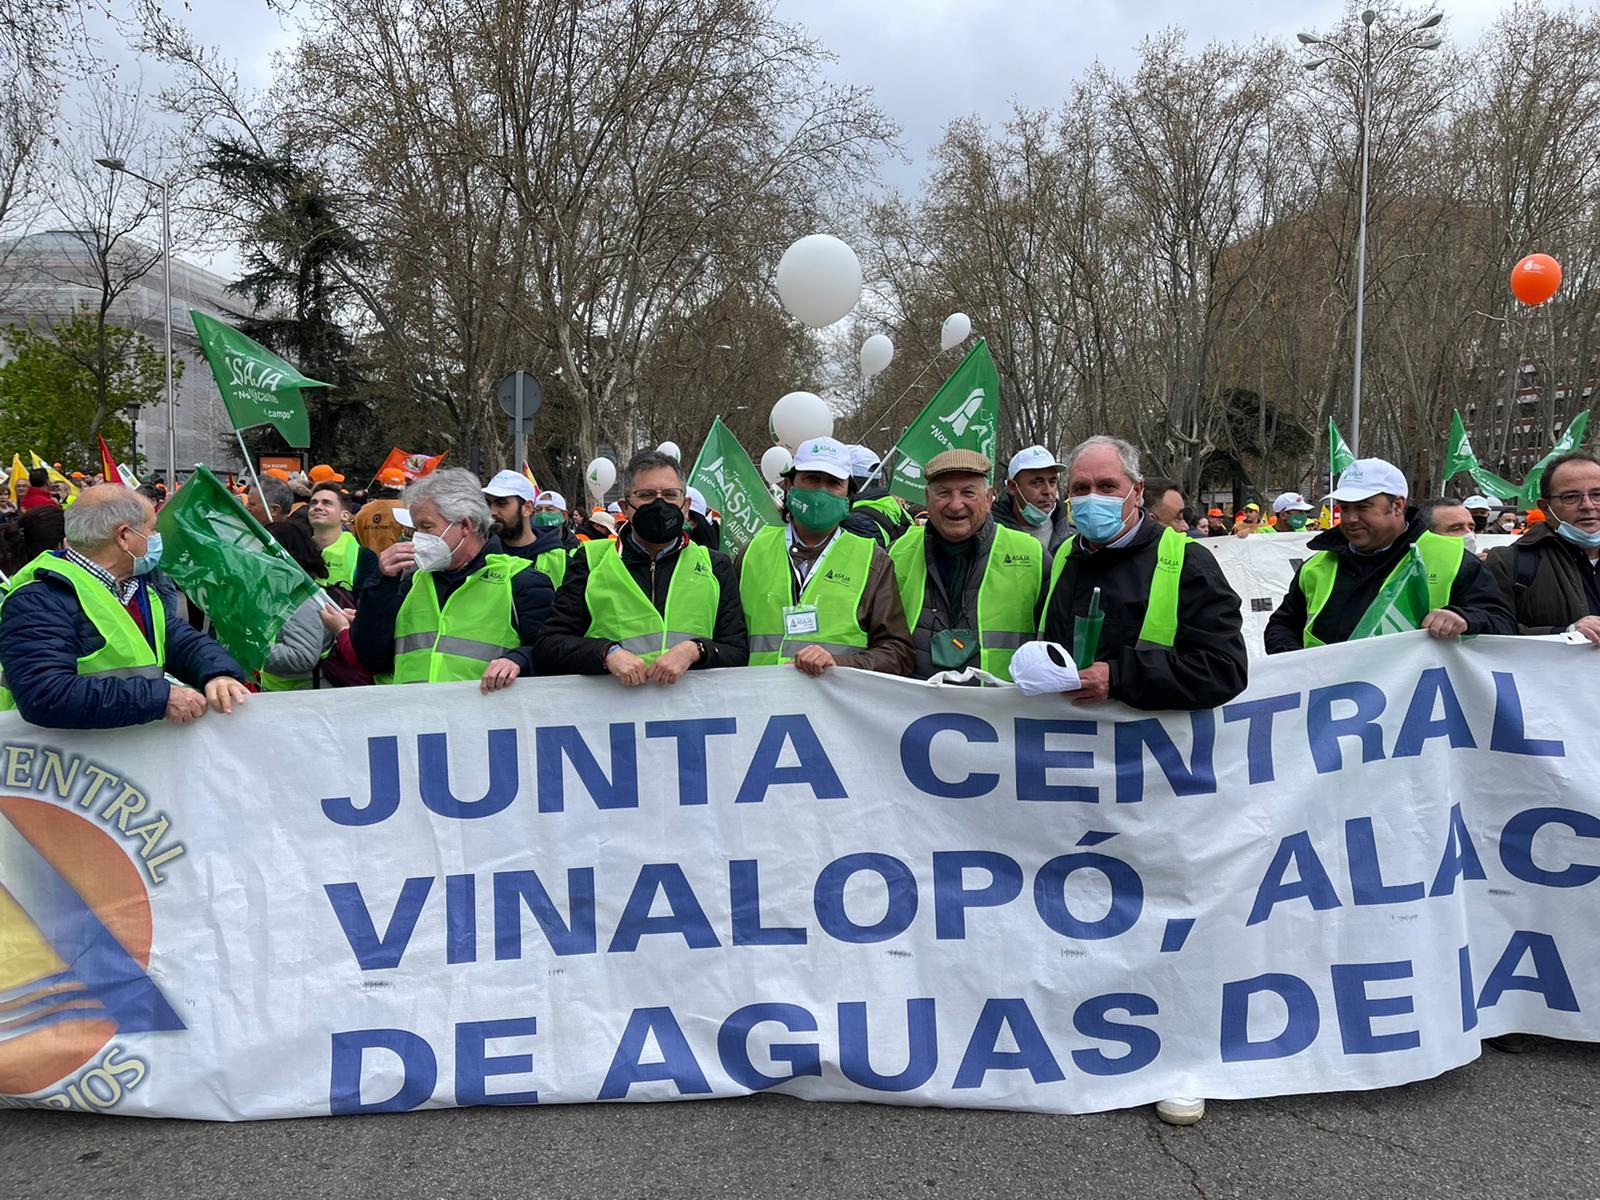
[1485,451,1600,640]
[1265,458,1514,653]
[1039,436,1247,712]
[533,450,748,683]
[350,469,555,689]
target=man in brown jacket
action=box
[736,436,915,677]
[1486,451,1600,642]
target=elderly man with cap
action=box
[1040,435,1246,712]
[738,436,914,677]
[349,468,554,690]
[482,469,575,587]
[354,466,408,553]
[843,445,912,549]
[994,445,1073,550]
[0,485,250,728]
[1265,458,1513,653]
[534,449,747,684]
[307,480,376,594]
[888,448,1047,681]
[1271,492,1315,533]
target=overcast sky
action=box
[77,0,1511,277]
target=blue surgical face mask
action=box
[1020,500,1051,527]
[127,529,163,576]
[1555,520,1600,549]
[1070,490,1132,542]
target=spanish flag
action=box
[98,434,120,484]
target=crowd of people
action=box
[4,432,1594,1124]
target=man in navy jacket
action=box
[0,486,249,729]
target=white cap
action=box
[790,436,852,480]
[392,507,414,528]
[535,490,568,512]
[483,469,537,502]
[847,444,880,478]
[1272,491,1313,514]
[589,509,616,534]
[687,486,708,516]
[606,501,622,514]
[1462,494,1492,510]
[1009,640,1081,696]
[1008,446,1063,479]
[1330,458,1408,503]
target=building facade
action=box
[0,230,251,479]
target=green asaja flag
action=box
[1329,418,1355,477]
[155,465,321,673]
[1519,409,1591,507]
[1443,410,1477,481]
[889,338,1001,505]
[687,417,781,555]
[190,310,326,448]
[1349,545,1434,641]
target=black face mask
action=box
[1473,513,1488,533]
[630,499,684,544]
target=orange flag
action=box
[377,447,449,482]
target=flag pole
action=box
[236,430,266,508]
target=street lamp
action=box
[1300,10,1444,457]
[124,399,141,478]
[95,156,175,490]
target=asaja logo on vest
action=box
[1001,553,1033,566]
[821,568,854,585]
[0,755,187,1111]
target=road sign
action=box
[496,372,543,472]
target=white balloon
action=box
[769,390,834,450]
[859,333,895,380]
[940,311,972,351]
[584,456,616,501]
[776,234,863,328]
[656,440,681,462]
[760,445,793,485]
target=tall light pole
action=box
[94,156,175,491]
[1301,10,1443,458]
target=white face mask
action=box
[411,526,460,572]
[1461,532,1477,556]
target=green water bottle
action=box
[1072,586,1104,670]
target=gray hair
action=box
[63,485,152,550]
[403,467,492,536]
[254,476,293,515]
[621,450,684,496]
[1065,435,1143,484]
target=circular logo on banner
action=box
[0,796,158,1095]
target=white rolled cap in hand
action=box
[1009,640,1081,696]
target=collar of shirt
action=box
[785,523,839,585]
[62,548,140,604]
[1080,514,1145,553]
[624,530,685,563]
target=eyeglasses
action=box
[1551,490,1600,508]
[628,488,685,504]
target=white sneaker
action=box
[1155,1096,1205,1126]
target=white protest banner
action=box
[1205,534,1519,656]
[2,633,1596,1121]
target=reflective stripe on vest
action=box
[1040,526,1188,648]
[738,526,873,665]
[0,552,166,711]
[889,524,1043,681]
[582,539,719,663]
[317,531,361,589]
[1296,531,1464,648]
[388,554,532,684]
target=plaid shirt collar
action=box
[62,548,141,605]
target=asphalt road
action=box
[4,1039,1597,1200]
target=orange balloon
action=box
[1510,253,1562,305]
